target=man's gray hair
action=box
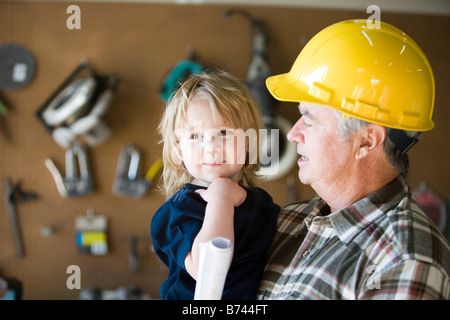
[334,111,422,175]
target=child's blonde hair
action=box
[158,69,264,199]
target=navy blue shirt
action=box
[150,183,280,300]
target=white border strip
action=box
[9,0,450,16]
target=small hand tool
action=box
[2,178,37,257]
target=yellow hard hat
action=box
[266,19,435,131]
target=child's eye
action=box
[190,133,202,139]
[219,129,233,136]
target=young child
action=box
[150,70,280,300]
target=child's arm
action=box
[184,178,246,280]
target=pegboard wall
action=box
[0,1,449,299]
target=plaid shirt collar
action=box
[304,175,409,245]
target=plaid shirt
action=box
[257,176,449,300]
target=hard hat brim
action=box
[266,73,435,131]
[266,73,324,105]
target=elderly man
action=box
[257,20,449,299]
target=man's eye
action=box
[300,117,312,127]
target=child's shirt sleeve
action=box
[150,186,206,271]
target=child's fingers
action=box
[234,191,247,207]
[195,189,205,199]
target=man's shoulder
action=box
[362,198,450,279]
[386,203,449,265]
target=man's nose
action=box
[287,119,305,144]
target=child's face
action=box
[177,98,247,187]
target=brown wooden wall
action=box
[0,1,448,299]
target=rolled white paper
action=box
[194,237,233,300]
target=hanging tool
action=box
[36,60,119,149]
[79,284,144,300]
[128,236,138,272]
[2,178,37,257]
[0,43,36,90]
[122,235,153,272]
[0,275,22,300]
[223,9,277,127]
[75,208,108,255]
[224,9,298,181]
[112,143,163,198]
[159,47,204,102]
[0,43,36,146]
[45,142,94,198]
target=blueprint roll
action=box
[194,237,233,300]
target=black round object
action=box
[0,43,36,90]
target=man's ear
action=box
[354,124,386,160]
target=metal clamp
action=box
[112,144,148,198]
[45,143,94,198]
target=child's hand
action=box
[196,178,247,207]
[187,178,244,279]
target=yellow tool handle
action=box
[145,158,163,181]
